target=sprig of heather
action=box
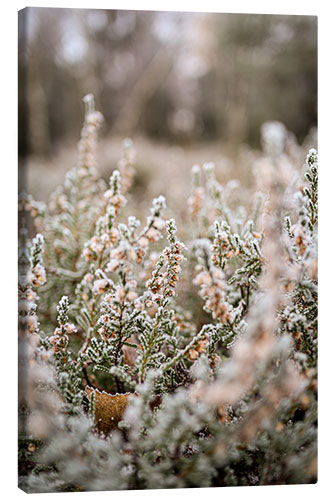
[188,165,205,222]
[25,95,106,331]
[193,239,232,324]
[117,138,136,193]
[83,169,126,264]
[48,296,84,413]
[18,230,46,337]
[76,180,167,368]
[137,219,186,382]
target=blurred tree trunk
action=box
[111,45,174,136]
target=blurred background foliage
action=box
[20,8,317,155]
[19,8,317,207]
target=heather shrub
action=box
[18,96,317,492]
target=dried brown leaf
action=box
[86,386,136,434]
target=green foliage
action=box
[18,99,317,492]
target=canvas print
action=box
[18,7,318,492]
